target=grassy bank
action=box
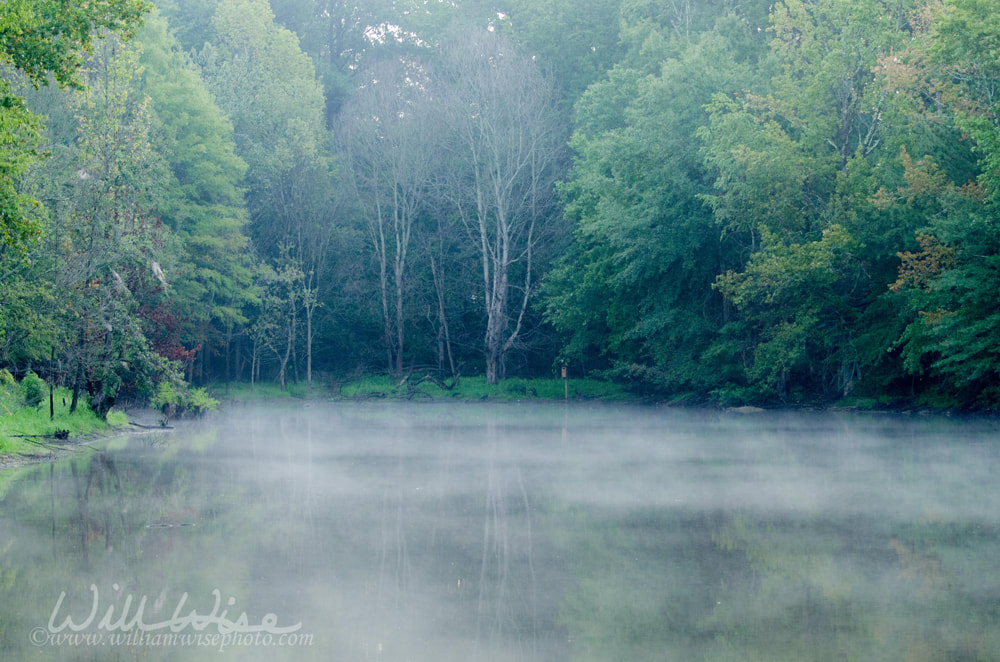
[209,381,333,400]
[337,375,630,401]
[0,377,128,459]
[207,375,629,403]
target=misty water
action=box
[1,402,999,661]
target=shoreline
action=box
[216,392,995,420]
[4,396,991,474]
[0,407,171,473]
[206,377,1000,415]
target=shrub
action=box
[152,380,178,413]
[21,371,46,408]
[151,379,217,417]
[0,369,14,386]
[185,387,218,416]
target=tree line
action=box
[0,0,998,411]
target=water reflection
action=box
[0,403,998,660]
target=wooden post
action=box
[561,364,568,402]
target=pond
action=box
[0,402,998,660]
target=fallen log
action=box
[11,430,70,440]
[399,372,461,399]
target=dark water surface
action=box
[1,402,998,660]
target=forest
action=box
[0,0,999,411]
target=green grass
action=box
[337,375,630,401]
[833,393,906,410]
[208,380,333,400]
[0,383,129,458]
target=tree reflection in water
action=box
[0,404,997,661]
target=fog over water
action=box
[1,402,999,660]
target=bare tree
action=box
[339,57,436,377]
[439,28,562,384]
[288,169,338,395]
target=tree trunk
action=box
[49,346,55,420]
[485,353,499,385]
[90,388,116,421]
[380,249,393,375]
[279,317,293,392]
[306,305,313,395]
[224,323,232,397]
[70,329,85,414]
[279,349,289,391]
[394,267,405,377]
[251,338,258,396]
[291,316,300,385]
[483,247,510,386]
[430,252,456,379]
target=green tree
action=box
[887,0,1000,407]
[0,0,150,252]
[505,0,622,106]
[198,0,335,389]
[153,0,218,53]
[698,0,925,400]
[43,35,173,417]
[0,254,64,370]
[544,23,763,392]
[137,9,253,384]
[268,0,397,121]
[714,225,866,398]
[199,0,330,250]
[701,0,919,245]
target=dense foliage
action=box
[1,0,999,410]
